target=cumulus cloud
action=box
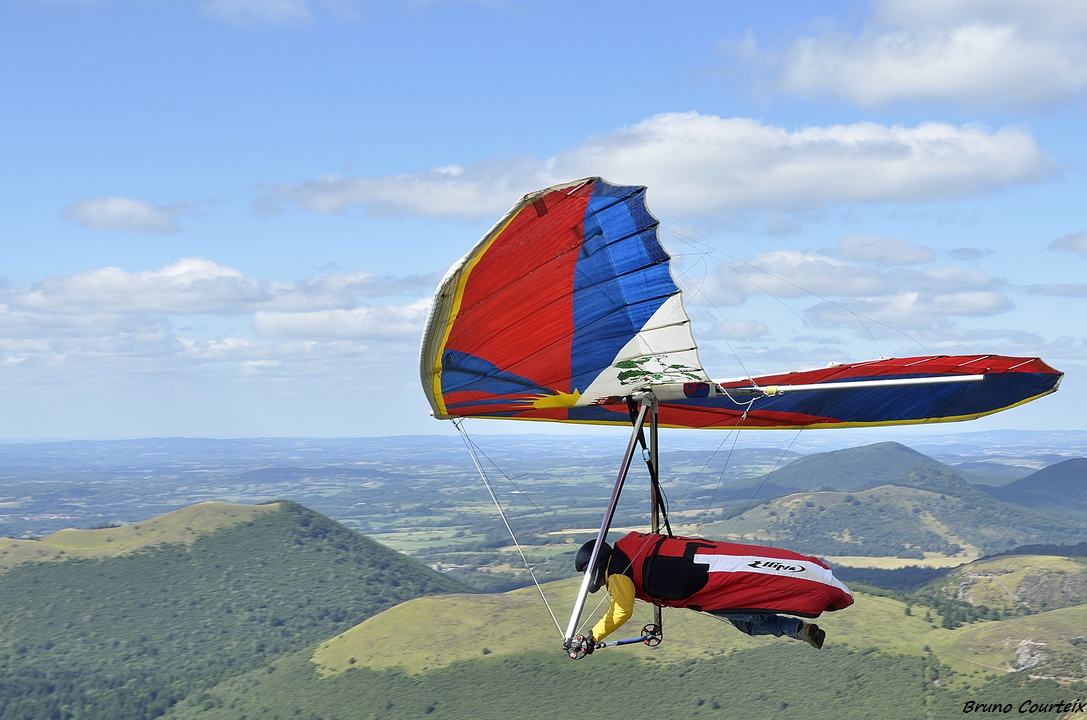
[947,247,994,261]
[889,325,1087,362]
[64,197,183,234]
[806,290,1013,330]
[1049,230,1087,256]
[698,249,1003,307]
[266,113,1050,220]
[712,319,770,340]
[1027,283,1087,298]
[273,162,537,218]
[837,235,932,265]
[5,258,435,316]
[0,257,436,404]
[749,0,1087,108]
[253,298,431,340]
[199,0,312,25]
[14,258,265,315]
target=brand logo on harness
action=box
[748,560,805,573]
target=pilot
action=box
[566,532,852,658]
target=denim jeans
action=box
[709,611,804,638]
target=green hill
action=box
[753,441,972,496]
[0,501,277,571]
[986,458,1087,516]
[928,605,1087,682]
[704,484,1086,559]
[0,501,468,720]
[953,461,1035,486]
[164,578,1084,720]
[923,554,1087,615]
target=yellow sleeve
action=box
[590,573,635,642]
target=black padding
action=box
[642,541,710,601]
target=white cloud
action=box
[807,290,1013,329]
[757,0,1087,107]
[713,319,770,340]
[837,235,932,265]
[947,247,993,261]
[253,298,431,340]
[199,0,312,25]
[274,161,538,218]
[883,325,1087,363]
[708,251,889,305]
[1049,230,1087,256]
[268,113,1050,219]
[1028,283,1087,298]
[697,249,1002,308]
[14,258,265,315]
[5,259,435,317]
[0,258,435,407]
[64,197,181,234]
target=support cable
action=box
[626,398,673,537]
[453,419,564,637]
[722,428,805,539]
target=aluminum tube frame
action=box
[648,402,662,636]
[604,374,986,405]
[563,400,650,646]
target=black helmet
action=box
[575,539,612,593]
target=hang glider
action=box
[419,177,1063,430]
[419,176,1064,656]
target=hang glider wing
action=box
[420,177,706,422]
[419,178,1063,429]
[644,354,1061,429]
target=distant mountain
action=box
[984,458,1087,515]
[0,501,467,720]
[752,442,975,497]
[706,483,1087,559]
[953,461,1035,486]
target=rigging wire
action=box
[456,428,580,547]
[721,428,806,540]
[694,405,752,535]
[669,243,773,377]
[453,419,565,637]
[664,224,932,358]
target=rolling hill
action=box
[164,577,1085,720]
[0,501,277,570]
[922,554,1087,615]
[751,441,971,496]
[703,483,1087,560]
[0,501,468,720]
[985,458,1087,516]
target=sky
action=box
[2,0,1086,439]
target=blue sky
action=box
[2,0,1086,439]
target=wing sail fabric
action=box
[657,355,1062,430]
[420,177,707,421]
[420,178,1062,428]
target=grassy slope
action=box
[310,578,932,675]
[0,501,468,720]
[168,579,1084,720]
[927,606,1087,681]
[0,501,277,571]
[925,555,1087,614]
[170,645,944,720]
